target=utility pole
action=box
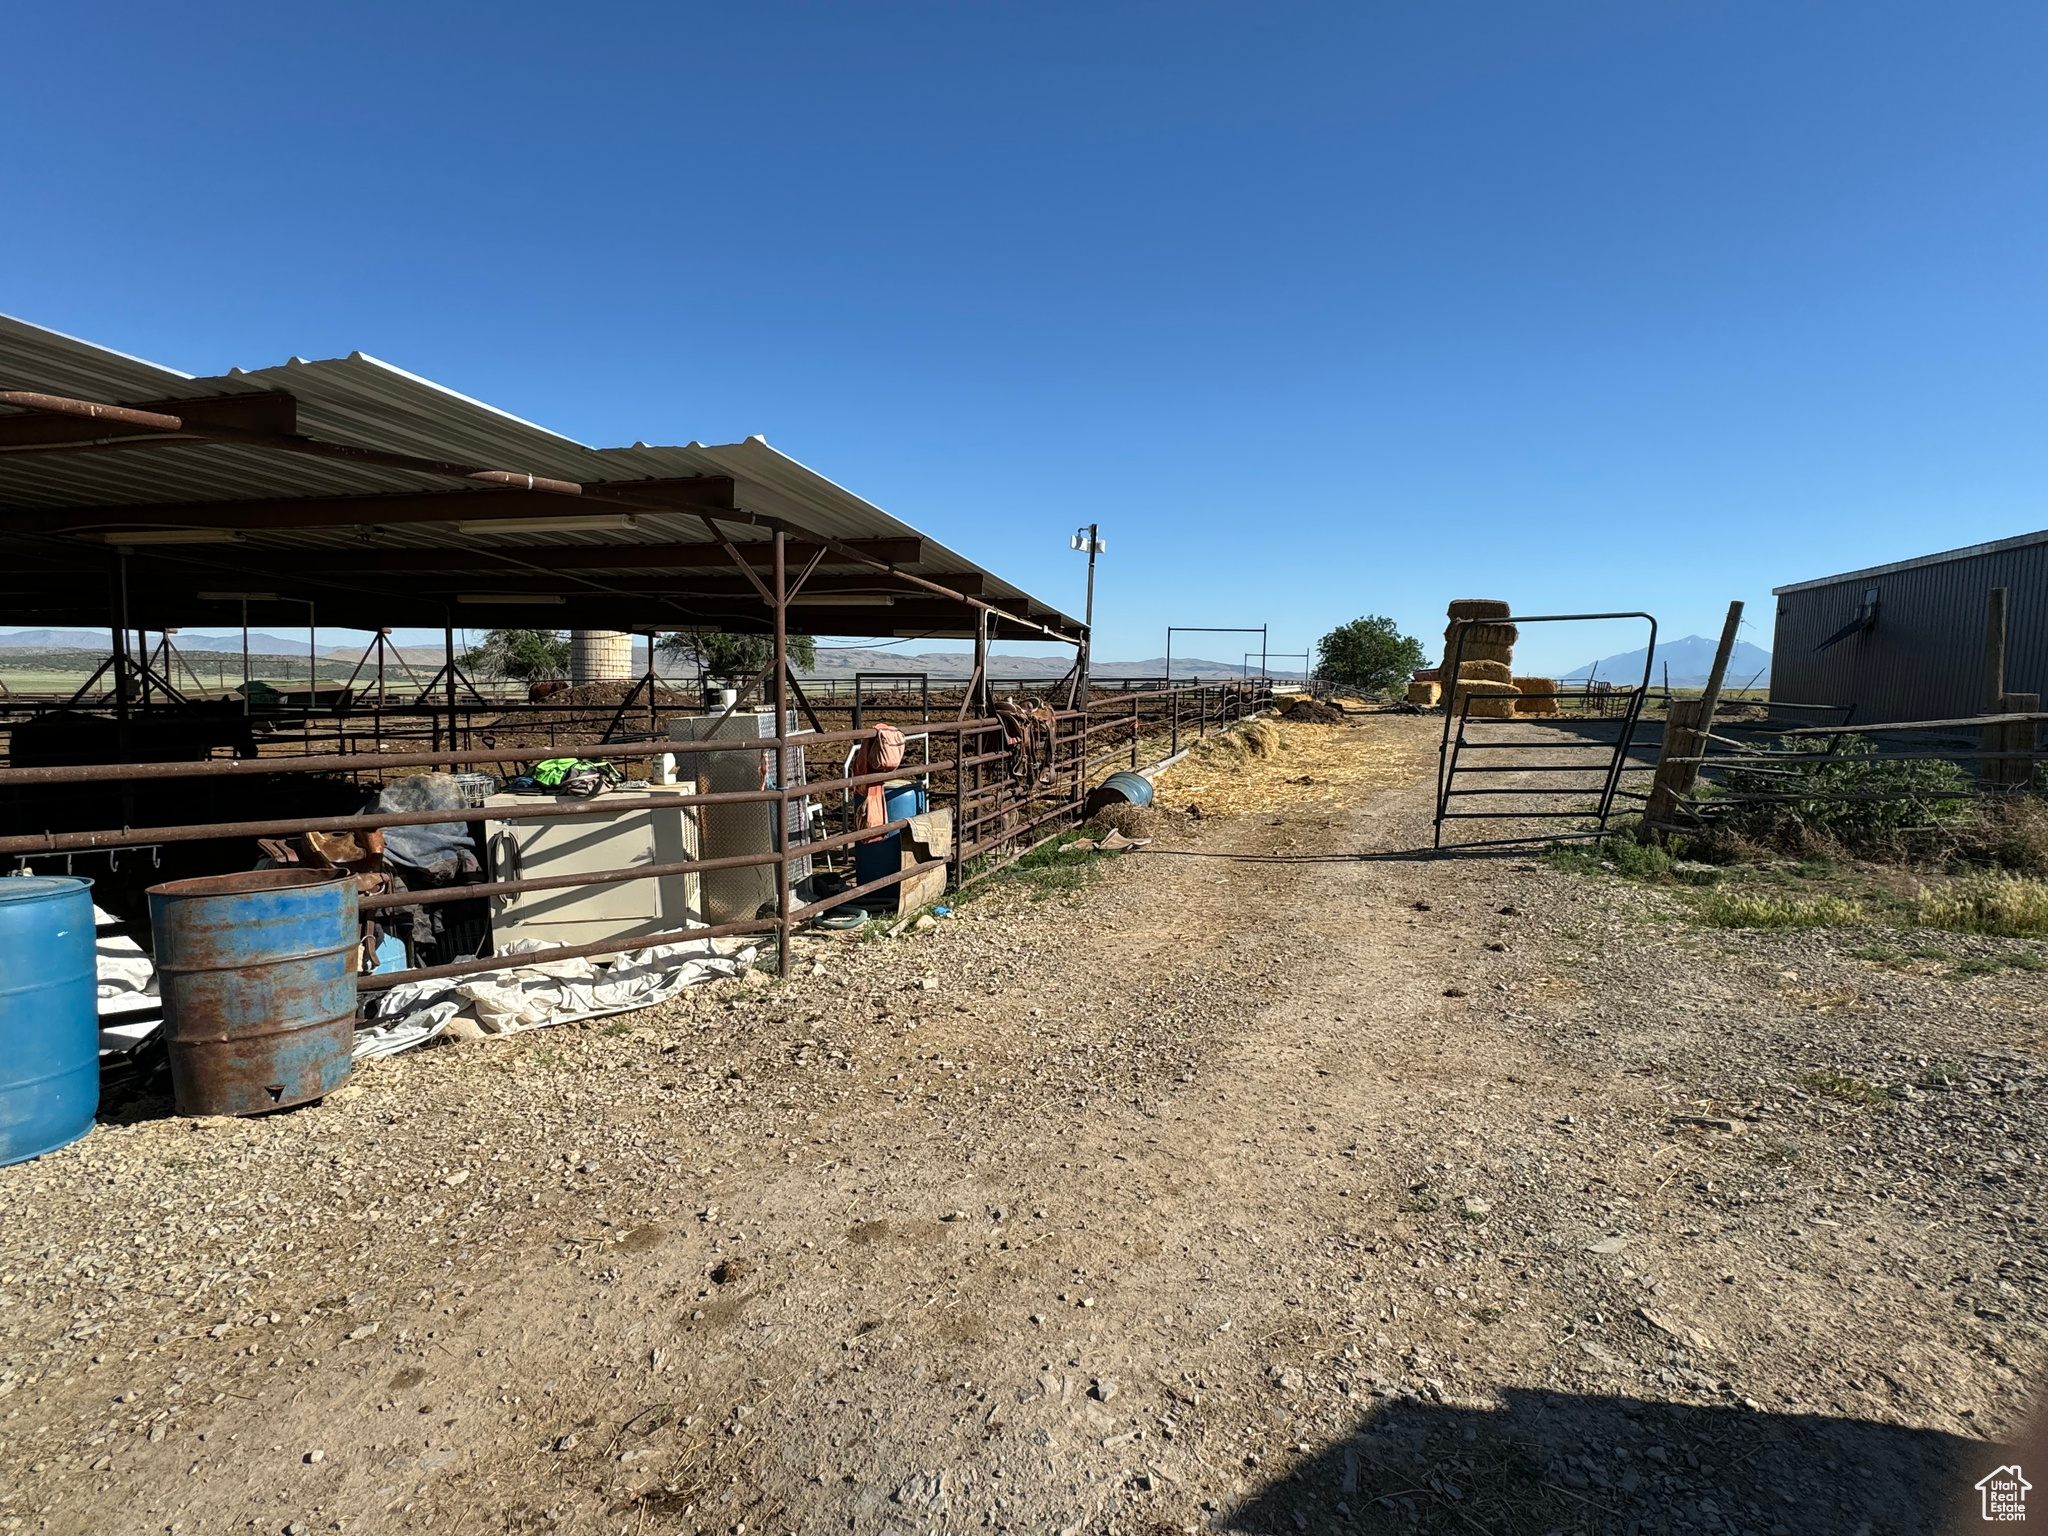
[1070,525,1104,702]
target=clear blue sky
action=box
[5,2,2044,676]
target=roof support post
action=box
[109,556,132,758]
[973,607,989,720]
[773,529,792,979]
[443,625,459,770]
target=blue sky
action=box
[4,2,2044,675]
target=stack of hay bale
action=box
[1443,599,1520,718]
[1405,668,1441,707]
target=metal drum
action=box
[148,869,357,1117]
[1084,769,1155,817]
[0,876,99,1166]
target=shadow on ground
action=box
[1224,1387,1988,1535]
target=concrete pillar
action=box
[569,630,632,684]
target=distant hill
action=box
[0,628,376,659]
[0,631,1299,685]
[1563,636,1771,689]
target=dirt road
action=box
[3,716,2039,1534]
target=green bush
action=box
[1709,737,1974,850]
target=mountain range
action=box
[1562,636,1772,689]
[0,632,1296,682]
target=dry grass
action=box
[1151,714,1439,815]
[1695,891,1866,929]
[1917,873,2048,938]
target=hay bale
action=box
[1446,621,1518,649]
[1452,679,1518,699]
[1464,694,1520,719]
[1406,681,1440,707]
[1512,677,1561,716]
[1446,598,1512,621]
[1455,659,1514,684]
[1445,640,1514,667]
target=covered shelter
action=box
[0,314,1083,651]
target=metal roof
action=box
[0,314,1081,642]
[1772,527,2048,596]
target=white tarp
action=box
[353,936,758,1059]
[95,905,162,1056]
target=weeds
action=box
[1709,738,1974,852]
[1543,834,1718,885]
[1948,952,2047,978]
[1694,891,1865,929]
[1917,1060,1964,1089]
[1753,1141,1798,1167]
[1917,872,2048,939]
[1799,1070,1894,1109]
[960,830,1112,903]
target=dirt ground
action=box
[3,712,2043,1536]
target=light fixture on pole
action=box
[1070,525,1104,698]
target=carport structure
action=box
[0,315,1260,983]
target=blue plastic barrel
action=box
[851,781,929,894]
[148,869,357,1118]
[883,780,929,821]
[0,877,99,1166]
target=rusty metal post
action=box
[442,625,459,767]
[972,608,988,721]
[647,631,660,736]
[952,719,967,888]
[106,559,132,760]
[773,530,792,977]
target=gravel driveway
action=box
[2,715,2037,1535]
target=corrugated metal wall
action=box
[1771,539,2048,723]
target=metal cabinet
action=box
[482,784,702,949]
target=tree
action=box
[1314,616,1425,694]
[461,628,570,681]
[657,630,817,680]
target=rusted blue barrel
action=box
[148,868,357,1117]
[0,876,98,1165]
[1084,769,1155,817]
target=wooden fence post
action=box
[1643,600,1743,834]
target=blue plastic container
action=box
[0,876,99,1166]
[852,780,930,894]
[148,868,357,1118]
[883,780,929,822]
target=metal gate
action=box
[1433,611,1659,851]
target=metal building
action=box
[1771,528,2047,723]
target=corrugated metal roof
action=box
[1773,527,2048,596]
[0,314,1079,638]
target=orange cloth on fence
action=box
[854,723,906,830]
